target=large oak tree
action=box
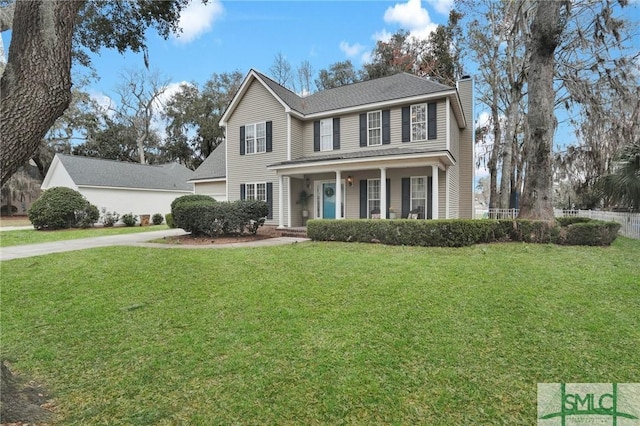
[0,0,194,186]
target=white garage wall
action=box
[79,187,193,217]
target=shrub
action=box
[170,194,215,214]
[307,218,619,247]
[121,213,137,227]
[556,216,592,226]
[100,209,120,227]
[28,187,99,230]
[152,213,164,225]
[165,213,175,228]
[173,199,269,237]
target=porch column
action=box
[431,165,439,219]
[278,174,284,228]
[380,167,387,219]
[335,170,342,219]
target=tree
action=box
[1,0,195,186]
[108,68,170,164]
[296,60,314,95]
[269,52,293,89]
[73,116,140,162]
[599,140,640,212]
[163,71,243,168]
[315,60,360,90]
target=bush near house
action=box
[121,213,137,227]
[28,187,100,230]
[173,199,269,237]
[170,194,216,214]
[307,218,620,247]
[152,213,164,225]
[165,213,175,228]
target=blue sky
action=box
[82,0,453,96]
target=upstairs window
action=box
[411,105,427,141]
[368,111,382,146]
[245,122,266,155]
[320,119,333,151]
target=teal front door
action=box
[322,183,336,219]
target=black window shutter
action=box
[266,182,273,219]
[266,121,273,152]
[402,107,410,142]
[240,126,245,155]
[359,113,367,147]
[333,118,340,150]
[385,178,391,217]
[427,176,433,219]
[401,178,410,218]
[428,103,437,140]
[313,121,320,152]
[359,180,368,218]
[240,184,246,200]
[382,110,391,145]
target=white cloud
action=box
[157,81,192,110]
[174,0,224,44]
[382,0,438,41]
[339,41,366,58]
[372,29,393,43]
[426,0,454,15]
[361,51,372,64]
[90,92,114,116]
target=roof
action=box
[55,154,194,191]
[190,141,226,181]
[255,70,453,115]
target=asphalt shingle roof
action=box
[190,141,226,181]
[57,154,194,191]
[255,71,453,115]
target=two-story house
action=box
[201,69,473,228]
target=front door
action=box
[322,183,336,219]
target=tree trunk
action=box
[488,93,501,217]
[0,0,84,186]
[518,1,565,220]
[499,88,520,209]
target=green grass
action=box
[1,238,639,424]
[0,224,169,247]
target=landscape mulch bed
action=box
[160,226,279,245]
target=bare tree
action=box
[269,52,293,89]
[296,60,314,95]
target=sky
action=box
[1,0,639,182]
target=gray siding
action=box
[291,117,304,160]
[226,80,289,225]
[448,103,460,218]
[300,99,448,157]
[457,79,474,218]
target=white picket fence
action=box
[479,208,640,239]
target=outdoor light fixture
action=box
[347,175,353,187]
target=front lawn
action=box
[1,239,638,424]
[0,224,169,247]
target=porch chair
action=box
[370,208,380,219]
[407,206,422,219]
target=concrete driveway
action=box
[0,229,309,261]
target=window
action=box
[245,122,266,154]
[368,111,382,146]
[320,118,333,151]
[411,104,427,141]
[411,177,427,218]
[245,182,267,202]
[368,178,380,218]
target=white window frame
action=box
[245,122,266,155]
[367,111,382,146]
[411,104,427,142]
[320,118,333,152]
[410,176,427,217]
[367,178,381,218]
[245,182,267,202]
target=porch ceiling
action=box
[268,148,454,176]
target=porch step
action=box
[277,227,308,238]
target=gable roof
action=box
[54,154,194,191]
[221,69,466,126]
[189,141,226,181]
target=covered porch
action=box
[268,149,456,228]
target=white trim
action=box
[367,110,382,146]
[446,97,451,151]
[410,176,428,218]
[187,177,226,184]
[410,103,427,142]
[320,118,334,151]
[76,185,193,194]
[243,121,267,155]
[287,113,292,161]
[269,152,455,174]
[286,177,291,227]
[431,165,439,220]
[445,168,450,219]
[335,170,342,219]
[367,178,381,219]
[379,168,387,219]
[224,126,229,203]
[243,181,268,202]
[278,175,284,228]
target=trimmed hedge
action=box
[307,218,620,247]
[28,187,100,230]
[165,213,175,228]
[152,213,164,225]
[170,194,216,213]
[173,199,269,237]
